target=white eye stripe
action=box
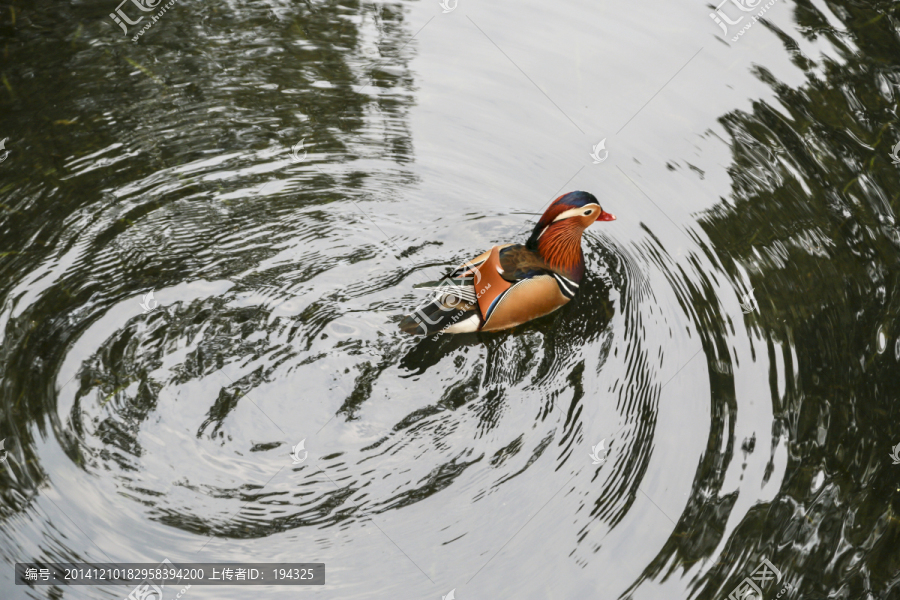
[551,204,601,222]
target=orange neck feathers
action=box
[528,220,586,281]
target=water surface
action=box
[1,0,899,598]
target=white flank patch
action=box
[442,314,481,333]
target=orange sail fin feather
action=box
[475,246,513,321]
[399,191,615,335]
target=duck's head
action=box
[526,191,614,278]
[526,191,615,248]
[533,191,615,233]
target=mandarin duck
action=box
[399,191,615,335]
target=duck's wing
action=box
[476,245,578,332]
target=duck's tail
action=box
[399,278,481,335]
